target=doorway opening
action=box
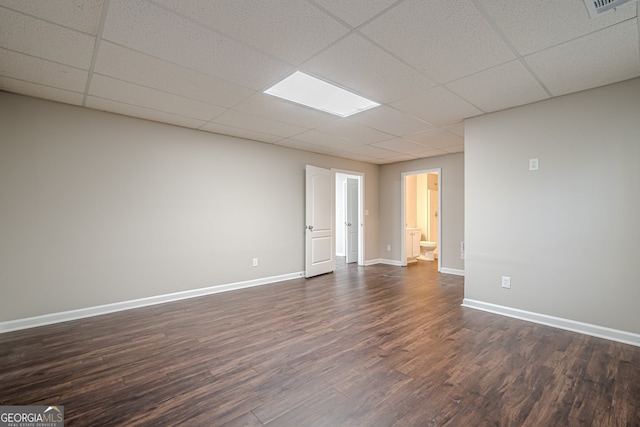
[401,169,441,272]
[335,171,364,269]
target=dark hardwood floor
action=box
[1,261,639,426]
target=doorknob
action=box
[347,223,352,226]
[307,225,314,231]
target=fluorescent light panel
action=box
[264,71,379,117]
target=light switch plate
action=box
[529,158,539,171]
[501,276,511,289]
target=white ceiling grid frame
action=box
[346,105,434,137]
[315,120,394,144]
[291,129,354,149]
[444,122,465,138]
[371,138,436,155]
[93,41,255,108]
[150,0,351,65]
[359,0,516,84]
[275,138,336,155]
[326,151,378,163]
[524,19,640,96]
[0,0,639,164]
[86,96,208,129]
[392,86,483,127]
[309,0,401,28]
[345,143,400,159]
[0,76,85,106]
[445,60,550,113]
[101,0,291,90]
[200,122,284,144]
[88,74,227,120]
[476,0,638,56]
[0,7,95,69]
[0,48,88,93]
[301,33,437,104]
[232,92,340,130]
[0,0,104,34]
[406,128,464,150]
[210,109,309,139]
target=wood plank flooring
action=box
[1,261,639,426]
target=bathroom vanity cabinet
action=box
[405,228,421,261]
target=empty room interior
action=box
[1,0,639,425]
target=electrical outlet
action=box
[252,258,258,267]
[529,158,539,171]
[501,276,511,289]
[387,245,391,251]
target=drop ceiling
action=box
[1,0,638,164]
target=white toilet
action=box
[418,241,437,261]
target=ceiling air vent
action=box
[584,0,639,18]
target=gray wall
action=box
[378,153,465,272]
[0,92,380,321]
[465,77,640,334]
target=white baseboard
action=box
[0,271,305,334]
[440,268,465,276]
[376,258,404,267]
[462,298,640,347]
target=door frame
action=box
[400,168,442,272]
[334,169,365,266]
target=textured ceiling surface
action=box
[1,0,639,164]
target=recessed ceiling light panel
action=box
[264,71,380,117]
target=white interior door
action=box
[305,165,335,278]
[346,178,359,264]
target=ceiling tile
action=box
[233,92,339,129]
[312,0,399,27]
[443,122,465,138]
[3,0,639,164]
[343,144,398,159]
[392,86,482,126]
[86,96,207,129]
[153,0,349,65]
[89,74,226,120]
[275,138,335,154]
[0,0,104,35]
[371,138,431,154]
[94,42,255,108]
[360,0,515,83]
[406,128,464,149]
[293,130,354,150]
[441,145,464,153]
[327,150,379,163]
[200,122,282,143]
[377,153,415,163]
[102,0,290,90]
[411,148,448,158]
[477,0,638,55]
[0,76,84,105]
[0,48,88,92]
[302,33,437,103]
[525,20,640,96]
[446,60,549,113]
[316,120,393,144]
[346,105,433,136]
[0,6,95,69]
[211,109,307,138]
